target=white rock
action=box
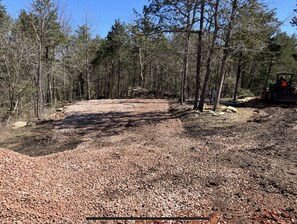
[12,121,27,129]
[222,106,238,113]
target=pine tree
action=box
[28,0,63,116]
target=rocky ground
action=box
[0,99,296,223]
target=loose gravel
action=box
[0,99,296,223]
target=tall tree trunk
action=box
[79,72,84,100]
[3,56,14,111]
[52,76,56,104]
[149,62,152,90]
[37,43,43,118]
[96,67,100,99]
[63,58,66,101]
[86,69,90,100]
[264,55,274,87]
[49,75,52,104]
[180,32,191,104]
[117,61,121,98]
[133,58,137,87]
[109,62,114,98]
[46,47,51,105]
[213,0,238,111]
[198,50,214,110]
[248,62,257,89]
[198,0,219,111]
[139,46,145,87]
[233,51,243,101]
[193,0,205,109]
[86,47,90,100]
[198,0,220,111]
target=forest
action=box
[0,0,296,119]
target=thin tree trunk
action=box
[79,73,84,100]
[52,76,56,104]
[149,62,152,90]
[96,68,100,99]
[193,0,205,109]
[49,76,52,104]
[248,62,257,89]
[37,43,43,118]
[63,58,66,101]
[198,0,219,111]
[3,56,14,111]
[264,55,274,87]
[233,52,243,101]
[176,1,199,104]
[46,47,51,105]
[198,48,214,110]
[79,82,82,100]
[213,0,238,111]
[86,56,90,100]
[139,46,144,87]
[117,61,121,98]
[6,99,19,126]
[180,32,191,104]
[109,62,114,98]
[133,58,137,87]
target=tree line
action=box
[0,0,296,120]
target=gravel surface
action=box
[0,99,296,223]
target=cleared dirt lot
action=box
[0,99,296,223]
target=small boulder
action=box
[222,106,238,113]
[12,121,27,129]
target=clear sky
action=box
[1,0,296,37]
[266,0,296,35]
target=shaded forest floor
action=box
[0,99,296,223]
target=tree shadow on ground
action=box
[222,99,297,109]
[0,120,82,157]
[0,111,172,157]
[54,111,172,137]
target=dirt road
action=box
[0,99,296,223]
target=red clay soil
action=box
[0,99,296,223]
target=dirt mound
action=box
[128,87,178,99]
[0,148,90,223]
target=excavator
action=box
[262,73,297,104]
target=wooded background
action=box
[0,0,296,120]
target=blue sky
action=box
[266,0,296,35]
[1,0,296,37]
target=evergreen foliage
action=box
[0,0,296,118]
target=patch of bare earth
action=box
[170,102,297,223]
[0,99,296,223]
